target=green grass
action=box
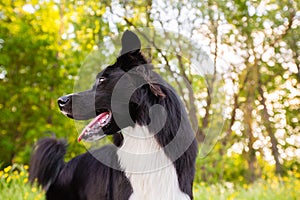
[193,176,300,200]
[1,164,299,200]
[0,164,44,200]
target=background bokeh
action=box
[0,0,299,199]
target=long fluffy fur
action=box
[29,138,132,200]
[29,138,66,190]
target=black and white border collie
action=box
[29,30,198,200]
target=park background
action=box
[0,0,299,199]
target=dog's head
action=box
[58,31,167,142]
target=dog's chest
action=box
[117,125,190,200]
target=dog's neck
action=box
[117,125,190,200]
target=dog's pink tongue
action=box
[78,112,109,142]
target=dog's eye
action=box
[98,77,106,84]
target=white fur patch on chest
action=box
[117,125,190,200]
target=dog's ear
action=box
[120,30,141,56]
[135,65,166,98]
[118,30,147,72]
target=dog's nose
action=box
[58,95,71,109]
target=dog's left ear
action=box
[120,30,141,56]
[118,30,147,72]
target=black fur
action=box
[30,30,198,200]
[30,138,132,200]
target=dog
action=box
[29,30,198,200]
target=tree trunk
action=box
[257,76,283,175]
[243,63,259,182]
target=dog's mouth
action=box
[78,111,112,142]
